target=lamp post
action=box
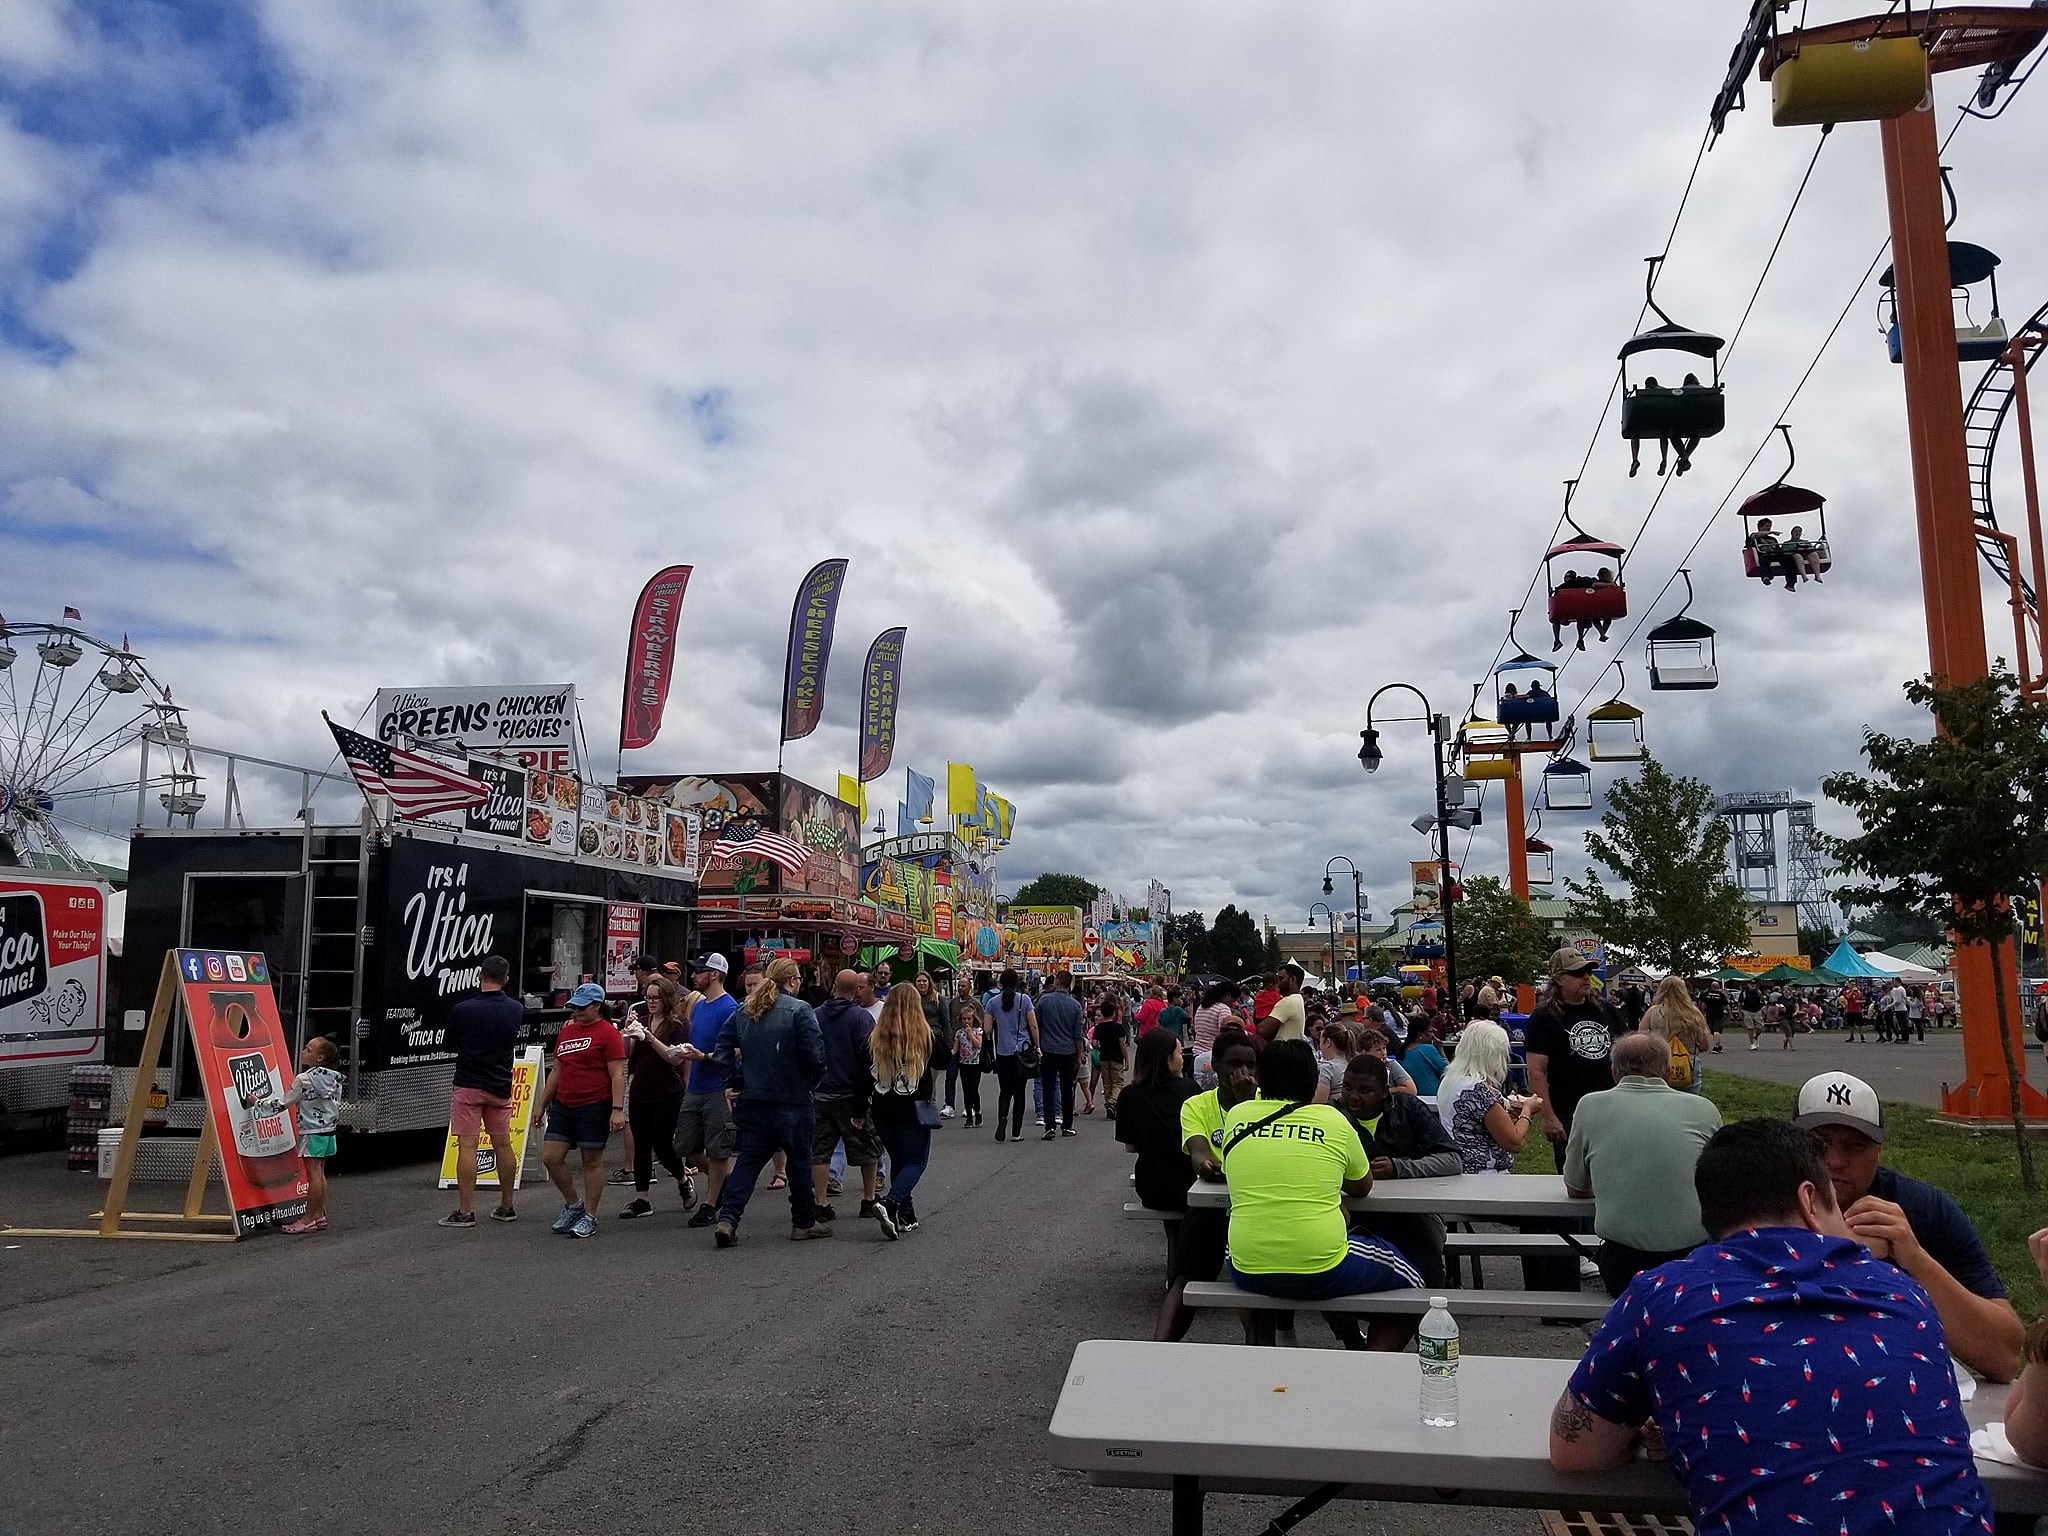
[1321,856,1368,991]
[1358,683,1460,1004]
[1309,900,1340,988]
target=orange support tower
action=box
[1760,9,2048,1120]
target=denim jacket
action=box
[712,993,826,1107]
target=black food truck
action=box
[117,765,701,1133]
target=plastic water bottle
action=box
[1418,1295,1460,1427]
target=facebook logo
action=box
[183,954,204,981]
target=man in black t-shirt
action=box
[1524,947,1627,1173]
[439,954,528,1227]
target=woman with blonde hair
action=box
[707,955,831,1246]
[1435,1019,1542,1174]
[867,982,939,1237]
[1642,976,1711,1092]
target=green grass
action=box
[1516,1071,2044,1319]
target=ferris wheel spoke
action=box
[22,678,118,790]
[30,692,131,792]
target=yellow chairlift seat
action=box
[1771,36,1929,127]
[1587,698,1647,762]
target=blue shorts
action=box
[544,1099,612,1150]
[1227,1235,1425,1299]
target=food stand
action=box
[117,763,701,1134]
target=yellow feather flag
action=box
[837,772,867,822]
[992,795,1015,841]
[947,763,978,820]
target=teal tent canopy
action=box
[1822,940,1892,980]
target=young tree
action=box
[1455,876,1553,991]
[1209,905,1265,979]
[1822,669,2048,1193]
[1009,872,1100,910]
[1565,755,1752,977]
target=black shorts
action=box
[1171,1207,1228,1284]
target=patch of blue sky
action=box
[0,512,231,567]
[673,387,735,447]
[0,0,296,349]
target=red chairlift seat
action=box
[1546,537,1628,626]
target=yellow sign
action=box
[437,1046,544,1189]
[1721,954,1811,974]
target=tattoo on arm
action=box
[1551,1393,1595,1444]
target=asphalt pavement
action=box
[0,1109,1596,1536]
[1705,1022,2048,1107]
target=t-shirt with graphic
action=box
[1568,1227,1990,1536]
[553,1017,626,1107]
[685,992,738,1094]
[1524,996,1626,1127]
[1218,1100,1368,1276]
[1180,1087,1233,1157]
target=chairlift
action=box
[1458,700,1515,781]
[1771,34,1930,127]
[1525,836,1555,887]
[1878,173,2005,363]
[1495,619,1563,749]
[1619,256,1726,478]
[1738,425,1831,588]
[1586,667,1646,763]
[1545,485,1627,651]
[1645,570,1719,691]
[1407,919,1446,960]
[1541,756,1594,813]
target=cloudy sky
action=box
[3,2,2044,925]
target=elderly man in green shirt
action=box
[1564,1031,1722,1297]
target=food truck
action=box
[117,762,701,1133]
[0,868,113,1120]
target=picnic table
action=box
[1048,1339,2048,1535]
[1184,1172,1585,1221]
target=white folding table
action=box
[1184,1172,1586,1220]
[1048,1339,2047,1535]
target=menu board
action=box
[501,766,699,879]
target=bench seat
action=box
[1179,1280,1612,1322]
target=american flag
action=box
[62,606,82,620]
[326,716,489,819]
[707,821,812,876]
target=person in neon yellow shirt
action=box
[1221,1040,1423,1348]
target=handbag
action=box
[915,1099,942,1128]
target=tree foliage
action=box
[1455,876,1553,990]
[1822,669,2048,1192]
[1008,871,1100,910]
[1564,755,1752,976]
[1209,905,1265,979]
[1166,911,1212,974]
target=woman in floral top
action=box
[1434,1020,1540,1173]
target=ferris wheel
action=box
[0,612,195,874]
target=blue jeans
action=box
[874,1109,931,1213]
[717,1099,817,1230]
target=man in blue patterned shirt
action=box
[1549,1118,1991,1536]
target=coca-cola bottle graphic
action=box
[205,990,304,1200]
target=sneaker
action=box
[550,1203,585,1234]
[687,1205,716,1228]
[791,1223,833,1241]
[713,1220,737,1247]
[1042,1129,1056,1141]
[677,1173,696,1210]
[1035,1116,1045,1126]
[570,1214,598,1239]
[941,1105,956,1118]
[1061,1127,1077,1137]
[872,1201,899,1240]
[437,1209,478,1229]
[994,1126,1007,1142]
[814,1203,837,1223]
[606,1167,634,1185]
[826,1179,845,1196]
[1578,1256,1602,1281]
[489,1206,518,1223]
[899,1210,920,1232]
[618,1198,653,1220]
[857,1199,879,1218]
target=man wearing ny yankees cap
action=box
[1795,1070,2023,1381]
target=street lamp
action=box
[1322,855,1369,990]
[1309,900,1340,987]
[1360,682,1461,1003]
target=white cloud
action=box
[1,2,2041,921]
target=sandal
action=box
[768,1175,787,1190]
[280,1217,321,1235]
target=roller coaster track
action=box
[1964,299,2048,618]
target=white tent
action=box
[1857,949,1940,983]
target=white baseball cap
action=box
[694,953,729,976]
[1794,1071,1884,1144]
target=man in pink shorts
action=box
[439,955,528,1228]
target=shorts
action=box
[301,1132,337,1160]
[676,1090,736,1161]
[544,1099,613,1150]
[1227,1235,1426,1299]
[812,1099,880,1165]
[449,1086,514,1148]
[1171,1207,1229,1284]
